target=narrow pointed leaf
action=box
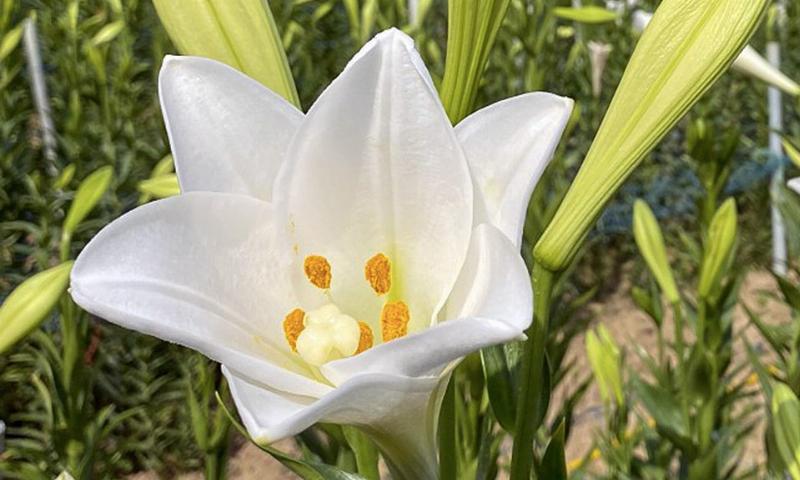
[784,138,800,169]
[538,420,567,480]
[215,392,367,480]
[481,345,517,433]
[63,166,114,237]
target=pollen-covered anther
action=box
[380,301,410,342]
[304,255,332,289]
[283,308,305,352]
[356,322,374,354]
[365,253,391,295]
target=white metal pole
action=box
[769,35,787,275]
[572,0,583,43]
[0,419,5,479]
[22,18,58,176]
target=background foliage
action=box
[1,0,799,478]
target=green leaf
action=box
[633,377,690,441]
[535,0,768,272]
[481,345,517,433]
[53,164,76,190]
[186,381,209,451]
[777,275,800,311]
[552,6,618,24]
[63,166,114,238]
[538,420,567,480]
[633,199,680,303]
[152,0,299,107]
[688,445,718,480]
[342,427,379,480]
[0,262,73,354]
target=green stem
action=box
[204,448,228,480]
[438,378,457,480]
[696,301,707,348]
[672,301,685,366]
[509,263,555,480]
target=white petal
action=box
[789,178,800,195]
[445,223,533,327]
[160,56,303,201]
[321,224,532,384]
[274,29,473,331]
[224,367,442,479]
[456,93,573,247]
[71,192,330,398]
[734,46,800,97]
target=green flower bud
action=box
[138,174,181,202]
[633,200,680,303]
[153,0,299,107]
[783,138,800,169]
[771,383,800,479]
[697,199,738,299]
[534,0,767,272]
[552,6,618,24]
[586,325,624,407]
[0,262,73,354]
[440,0,511,123]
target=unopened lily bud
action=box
[0,262,73,354]
[153,0,299,106]
[440,0,511,123]
[632,200,679,303]
[552,6,618,24]
[586,325,624,407]
[632,11,799,97]
[770,383,800,479]
[697,199,738,299]
[535,0,767,273]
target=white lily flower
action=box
[788,178,800,195]
[632,11,800,97]
[70,29,572,479]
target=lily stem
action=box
[509,262,555,480]
[438,379,458,479]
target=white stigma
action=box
[295,303,361,366]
